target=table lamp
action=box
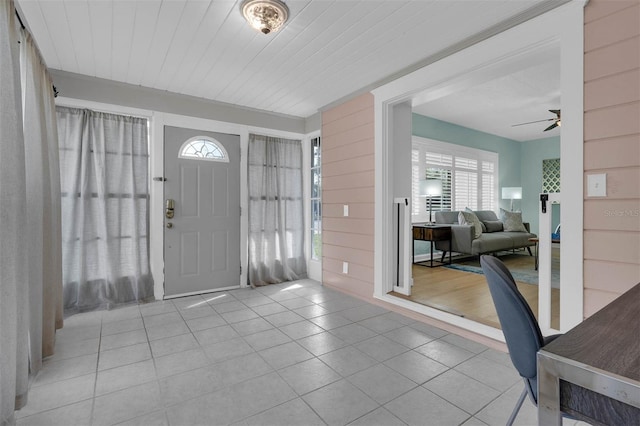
[421,179,442,224]
[502,187,522,211]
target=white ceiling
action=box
[413,53,561,142]
[17,0,555,119]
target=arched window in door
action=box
[179,136,229,162]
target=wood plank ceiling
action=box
[18,0,550,118]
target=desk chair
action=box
[480,255,562,426]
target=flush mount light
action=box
[241,0,289,34]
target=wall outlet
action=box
[343,205,349,216]
[587,173,607,197]
[342,262,349,274]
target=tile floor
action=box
[16,279,589,426]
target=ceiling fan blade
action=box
[512,118,554,127]
[549,109,561,117]
[544,122,558,132]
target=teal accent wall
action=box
[520,136,561,235]
[411,114,560,256]
[412,114,522,212]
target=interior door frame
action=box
[538,192,562,334]
[54,98,307,300]
[162,126,242,298]
[150,113,306,300]
[372,0,587,340]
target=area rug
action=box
[444,253,560,287]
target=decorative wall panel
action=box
[542,158,560,193]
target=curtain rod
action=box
[15,8,58,98]
[15,9,25,29]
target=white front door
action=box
[163,126,241,298]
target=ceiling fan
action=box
[512,109,561,132]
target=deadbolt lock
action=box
[165,199,175,219]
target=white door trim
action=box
[162,126,241,297]
[372,1,586,338]
[152,113,305,299]
[55,97,306,300]
[538,192,562,334]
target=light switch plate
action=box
[587,173,607,197]
[343,205,349,217]
[342,262,349,274]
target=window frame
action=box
[310,136,322,261]
[412,136,499,222]
[178,136,229,162]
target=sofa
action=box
[434,210,537,258]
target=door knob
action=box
[166,222,173,229]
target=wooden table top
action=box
[528,237,561,244]
[542,283,640,381]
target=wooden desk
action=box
[537,283,640,425]
[412,225,451,268]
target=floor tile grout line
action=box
[268,351,377,425]
[343,363,423,403]
[158,306,384,418]
[90,335,506,423]
[135,303,168,426]
[32,281,528,426]
[450,355,522,394]
[157,360,279,415]
[417,363,504,418]
[90,312,104,426]
[14,395,95,423]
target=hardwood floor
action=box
[392,253,560,330]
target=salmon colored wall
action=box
[321,93,375,300]
[321,94,508,351]
[320,0,639,337]
[583,0,640,317]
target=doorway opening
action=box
[403,50,562,329]
[373,2,585,339]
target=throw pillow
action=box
[500,208,527,232]
[483,220,504,233]
[458,210,483,239]
[466,207,486,232]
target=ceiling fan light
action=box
[557,120,561,127]
[241,0,289,35]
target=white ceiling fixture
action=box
[241,0,289,35]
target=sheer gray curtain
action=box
[56,107,153,312]
[21,30,64,369]
[0,3,29,422]
[1,2,63,423]
[248,134,307,286]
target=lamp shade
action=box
[421,179,442,197]
[501,187,522,200]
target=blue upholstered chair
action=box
[480,255,562,426]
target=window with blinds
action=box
[412,137,499,221]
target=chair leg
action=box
[527,247,533,256]
[506,387,527,426]
[441,251,446,263]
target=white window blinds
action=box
[411,137,499,221]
